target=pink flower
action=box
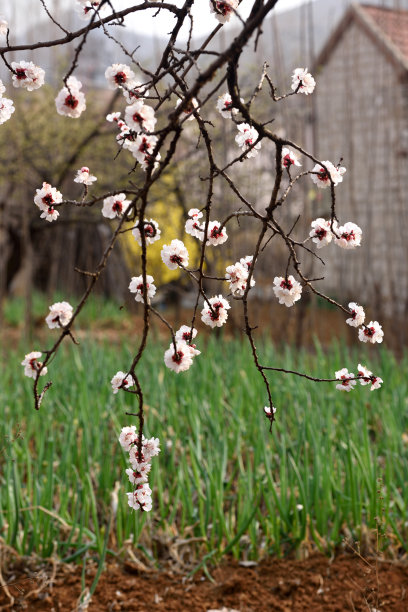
[132,219,161,246]
[335,222,362,249]
[21,351,47,379]
[209,0,239,23]
[273,276,302,307]
[161,239,189,270]
[111,371,135,394]
[129,275,156,303]
[335,368,356,392]
[55,76,86,118]
[346,302,365,327]
[102,194,131,219]
[282,148,301,169]
[291,68,316,95]
[74,166,97,185]
[105,63,136,90]
[235,123,261,157]
[11,61,45,91]
[357,364,383,391]
[311,161,346,189]
[309,218,333,248]
[45,301,73,329]
[201,295,231,328]
[358,321,384,344]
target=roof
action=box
[315,3,408,74]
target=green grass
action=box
[1,335,407,566]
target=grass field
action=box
[1,332,407,572]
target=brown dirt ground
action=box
[1,554,407,612]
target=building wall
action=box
[314,19,408,316]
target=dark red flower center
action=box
[170,255,182,265]
[42,194,54,206]
[341,231,355,242]
[132,112,144,125]
[210,226,223,239]
[112,201,123,213]
[209,302,223,320]
[65,94,78,109]
[280,279,293,290]
[114,71,127,85]
[364,326,375,337]
[16,68,27,80]
[317,169,329,181]
[315,227,327,240]
[283,154,293,168]
[172,350,184,364]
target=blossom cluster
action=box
[345,302,384,344]
[0,79,15,125]
[118,426,160,512]
[104,64,160,172]
[309,218,362,250]
[273,276,302,307]
[335,365,383,392]
[225,256,255,297]
[184,209,228,246]
[164,326,200,373]
[34,182,63,222]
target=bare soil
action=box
[1,554,407,611]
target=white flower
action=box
[357,364,383,391]
[164,341,195,373]
[45,301,73,329]
[311,161,346,188]
[40,207,59,222]
[335,222,362,249]
[273,276,302,307]
[309,218,333,248]
[143,436,161,460]
[102,194,131,219]
[346,302,365,327]
[11,61,45,91]
[127,483,153,511]
[125,100,156,133]
[76,0,109,20]
[34,182,63,223]
[209,0,239,23]
[0,17,8,36]
[139,150,161,173]
[282,148,301,169]
[185,209,204,240]
[55,76,86,118]
[240,255,253,271]
[235,123,261,158]
[74,166,97,185]
[264,405,276,417]
[0,80,5,95]
[201,295,230,328]
[0,96,15,125]
[358,321,384,344]
[105,63,136,89]
[335,368,356,392]
[225,262,254,297]
[122,81,150,104]
[206,221,228,246]
[216,93,240,118]
[132,219,161,246]
[161,239,189,270]
[175,97,199,121]
[291,68,316,95]
[21,351,47,379]
[118,425,137,451]
[131,134,158,163]
[126,464,151,485]
[111,371,135,394]
[175,325,196,344]
[129,274,156,303]
[106,111,121,123]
